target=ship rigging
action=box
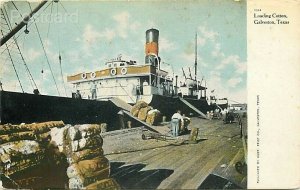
[0,0,70,96]
[0,1,229,119]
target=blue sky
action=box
[0,0,246,103]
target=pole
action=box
[175,75,178,94]
[182,68,186,80]
[204,80,207,97]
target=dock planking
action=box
[103,116,247,189]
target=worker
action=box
[210,110,214,119]
[171,110,184,137]
[90,82,97,99]
[181,114,190,134]
[206,111,210,120]
[221,108,228,120]
[75,90,82,99]
[0,177,2,189]
[33,89,40,95]
[213,108,220,119]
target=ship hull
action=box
[0,91,119,126]
[0,90,213,127]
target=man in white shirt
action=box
[171,110,184,137]
[90,82,97,99]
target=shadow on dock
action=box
[197,174,242,189]
[110,162,174,189]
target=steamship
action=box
[0,0,219,125]
[0,28,217,126]
[67,29,211,118]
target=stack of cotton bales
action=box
[61,124,119,189]
[0,121,65,175]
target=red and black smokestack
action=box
[145,28,160,67]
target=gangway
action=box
[179,97,208,119]
[122,110,170,135]
[108,97,132,112]
[108,97,170,135]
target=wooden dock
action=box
[102,117,247,189]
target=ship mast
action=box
[182,68,187,80]
[194,32,197,81]
[195,32,200,94]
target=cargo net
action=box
[0,122,120,189]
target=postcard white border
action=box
[248,0,300,188]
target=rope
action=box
[21,1,52,30]
[56,3,67,96]
[2,8,11,29]
[46,1,53,38]
[21,27,26,51]
[1,29,24,92]
[2,8,39,91]
[59,1,82,36]
[28,2,60,96]
[59,54,67,96]
[0,31,24,55]
[41,0,54,13]
[42,1,54,85]
[11,2,23,18]
[118,83,136,103]
[22,11,46,92]
[14,38,38,91]
[228,99,244,104]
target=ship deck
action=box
[102,116,247,189]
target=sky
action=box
[0,0,247,103]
